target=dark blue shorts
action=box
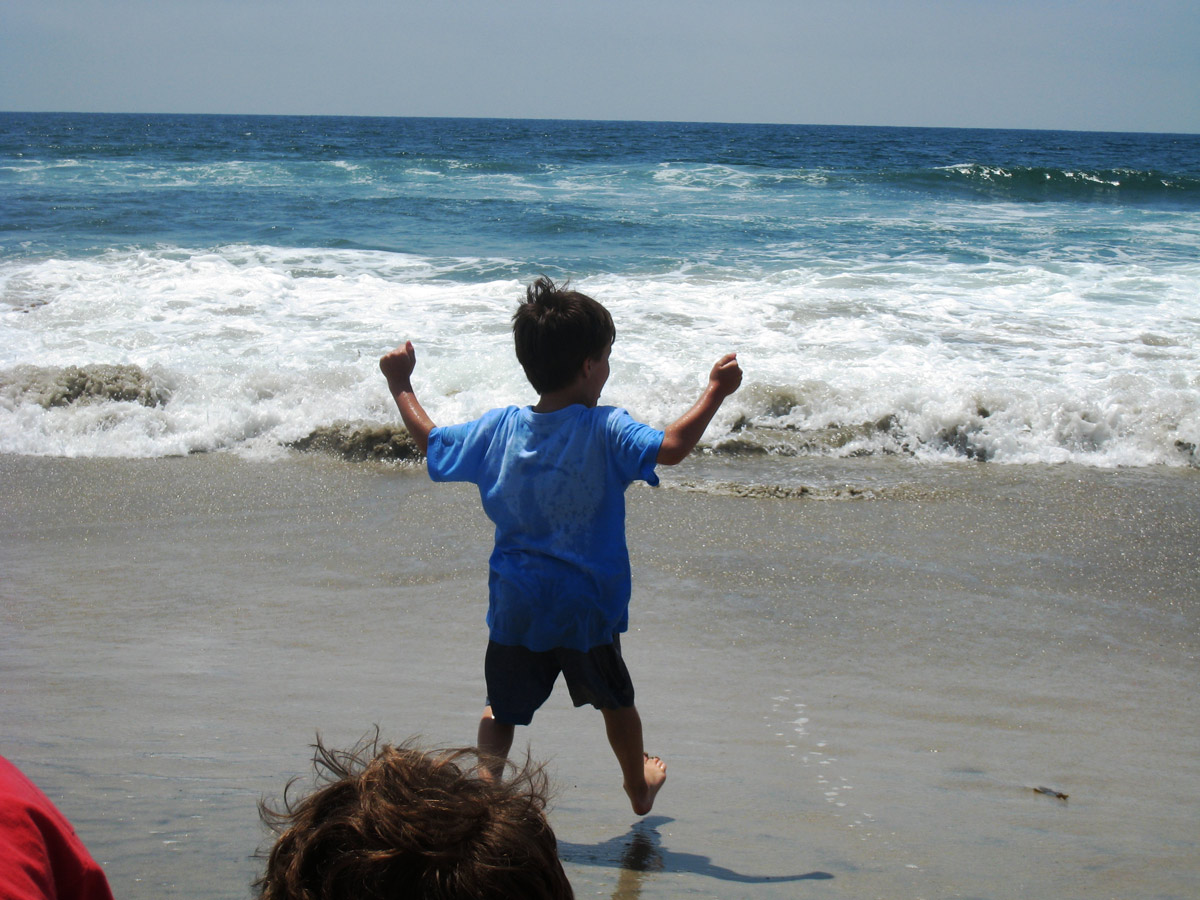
[485,634,635,726]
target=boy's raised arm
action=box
[380,340,436,454]
[657,352,742,465]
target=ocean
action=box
[2,113,1198,900]
[2,113,1197,471]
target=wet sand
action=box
[1,453,1197,899]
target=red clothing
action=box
[0,757,114,900]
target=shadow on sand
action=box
[558,815,833,897]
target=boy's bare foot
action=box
[624,753,667,816]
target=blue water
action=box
[5,114,1199,266]
[1,113,1198,467]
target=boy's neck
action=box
[532,382,592,414]
[531,349,608,413]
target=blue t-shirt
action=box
[427,404,664,652]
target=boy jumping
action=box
[380,277,741,815]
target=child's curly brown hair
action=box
[256,733,573,900]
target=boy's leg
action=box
[558,637,666,815]
[601,705,667,816]
[480,641,561,779]
[477,705,515,779]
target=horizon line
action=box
[1,109,1196,138]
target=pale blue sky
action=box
[3,0,1198,132]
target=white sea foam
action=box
[1,245,1197,466]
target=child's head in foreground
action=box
[513,276,615,394]
[257,735,573,900]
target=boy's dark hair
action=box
[512,277,615,394]
[256,734,574,900]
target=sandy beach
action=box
[1,452,1197,899]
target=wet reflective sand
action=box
[2,454,1197,899]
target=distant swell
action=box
[907,165,1200,205]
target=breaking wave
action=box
[1,364,169,409]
